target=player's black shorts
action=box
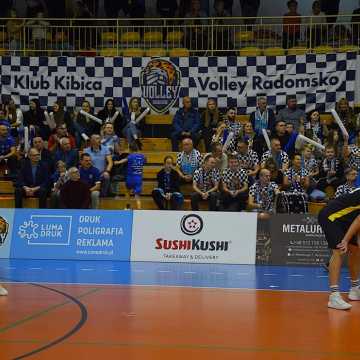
[318,208,358,249]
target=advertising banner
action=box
[256,213,330,266]
[0,209,15,259]
[131,210,258,264]
[0,53,356,114]
[10,209,133,260]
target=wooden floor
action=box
[1,283,360,359]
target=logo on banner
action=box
[141,58,181,114]
[0,216,9,246]
[282,215,323,235]
[18,215,72,245]
[180,214,203,236]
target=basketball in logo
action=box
[140,58,181,114]
[180,214,203,236]
[0,216,9,246]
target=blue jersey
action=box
[127,153,146,177]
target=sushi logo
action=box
[0,216,9,246]
[141,58,181,114]
[180,214,203,236]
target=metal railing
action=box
[0,14,359,56]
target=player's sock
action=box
[330,285,340,294]
[350,279,360,290]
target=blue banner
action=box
[0,209,15,259]
[10,209,133,261]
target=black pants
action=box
[15,187,48,208]
[152,189,183,210]
[221,191,248,211]
[202,127,215,153]
[0,156,18,177]
[191,192,219,211]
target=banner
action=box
[131,210,257,264]
[256,213,330,266]
[0,53,356,114]
[0,209,15,259]
[8,209,133,260]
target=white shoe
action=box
[0,286,8,296]
[328,293,352,310]
[349,287,360,301]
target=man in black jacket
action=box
[152,156,184,210]
[15,147,50,208]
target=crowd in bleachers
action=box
[0,93,359,212]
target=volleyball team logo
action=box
[140,58,181,114]
[0,216,9,246]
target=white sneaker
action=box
[0,286,8,296]
[328,293,352,310]
[349,287,360,301]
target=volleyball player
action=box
[318,189,360,310]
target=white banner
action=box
[131,210,257,264]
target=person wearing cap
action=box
[276,95,305,132]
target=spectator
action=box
[324,129,341,156]
[171,96,202,151]
[191,155,220,211]
[282,0,301,49]
[221,154,249,211]
[248,168,280,212]
[272,120,296,157]
[124,142,147,210]
[54,137,79,169]
[235,138,260,181]
[60,167,91,209]
[32,136,53,170]
[26,12,50,55]
[305,1,327,47]
[15,147,50,208]
[79,153,101,209]
[111,144,129,196]
[330,98,358,143]
[25,0,47,17]
[23,99,50,141]
[301,144,322,200]
[320,0,340,24]
[241,121,265,157]
[97,99,124,137]
[51,100,73,132]
[317,145,344,197]
[6,9,25,55]
[335,168,358,198]
[6,98,24,138]
[176,137,202,183]
[239,0,260,25]
[210,142,228,171]
[283,153,310,193]
[351,2,360,45]
[157,0,178,17]
[343,131,360,172]
[276,95,305,131]
[0,123,17,176]
[184,0,208,54]
[212,107,241,153]
[261,138,290,172]
[48,124,76,153]
[264,157,284,187]
[122,97,145,150]
[201,99,223,152]
[250,96,276,136]
[304,109,326,143]
[152,156,184,210]
[50,160,68,208]
[73,100,100,147]
[212,0,233,55]
[84,134,113,197]
[101,123,120,155]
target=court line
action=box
[0,281,332,293]
[11,284,100,360]
[1,339,360,358]
[0,287,99,335]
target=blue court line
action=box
[0,259,353,292]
